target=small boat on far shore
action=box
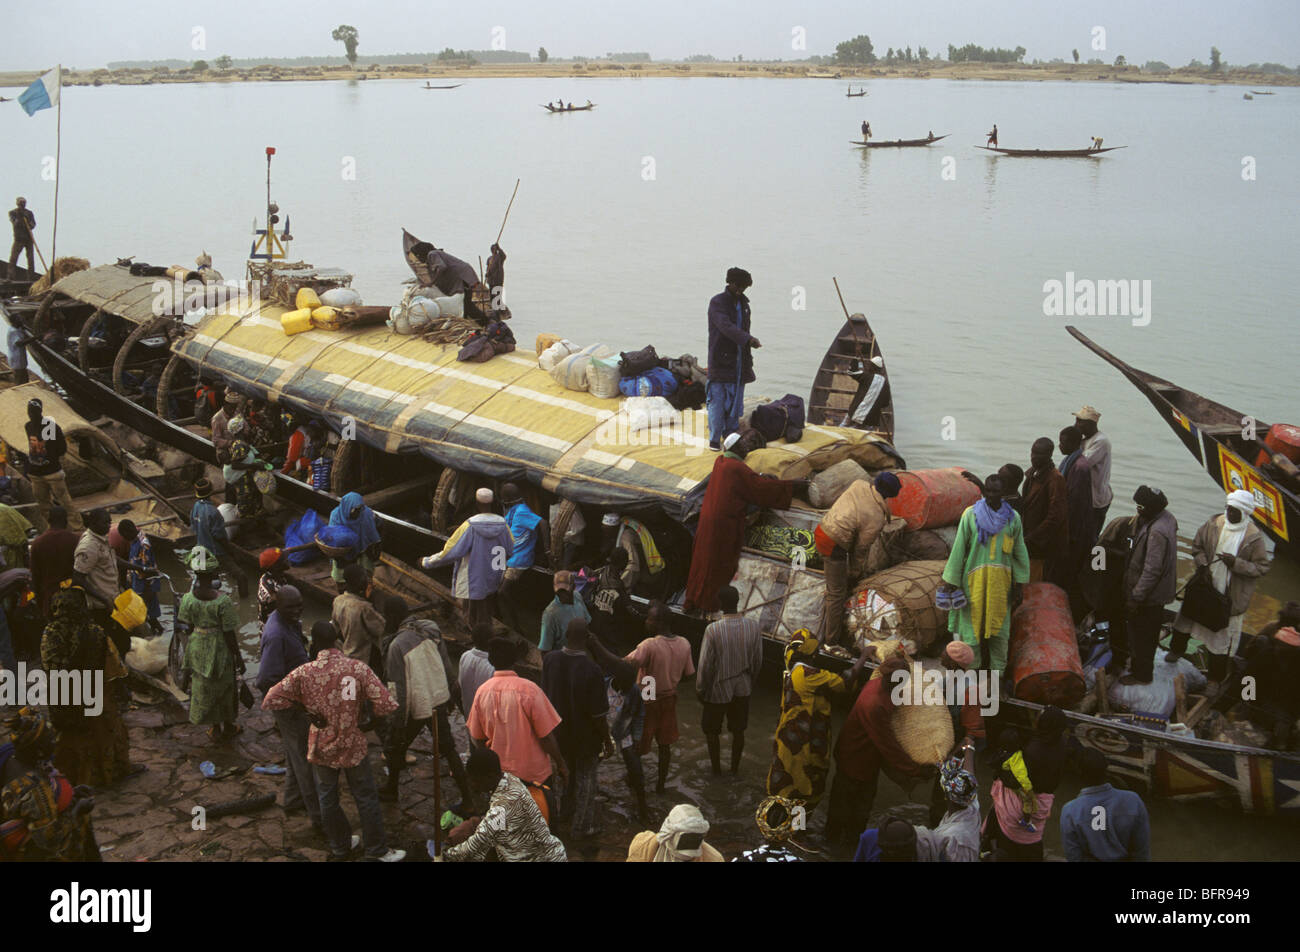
[422,82,463,90]
[851,134,948,148]
[542,102,596,112]
[977,144,1126,157]
[1251,90,1275,95]
[845,87,867,97]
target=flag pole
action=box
[51,64,61,264]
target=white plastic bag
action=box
[539,339,579,372]
[622,396,680,434]
[319,287,362,308]
[587,355,622,398]
[434,294,464,319]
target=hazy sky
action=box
[3,0,1297,70]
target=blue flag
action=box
[18,67,60,116]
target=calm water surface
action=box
[6,75,1298,858]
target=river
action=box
[5,74,1298,858]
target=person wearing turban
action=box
[767,630,875,813]
[816,470,902,645]
[705,266,760,450]
[1167,489,1271,685]
[626,803,724,862]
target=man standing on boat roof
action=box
[485,243,506,311]
[8,197,35,274]
[705,267,761,451]
[1073,405,1113,544]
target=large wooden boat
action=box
[977,144,1125,157]
[850,134,949,148]
[1068,326,1298,558]
[10,262,903,660]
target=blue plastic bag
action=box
[283,509,326,566]
[618,366,679,398]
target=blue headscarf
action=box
[329,491,381,550]
[973,497,1014,546]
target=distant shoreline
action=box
[2,60,1296,89]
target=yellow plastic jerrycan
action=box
[112,589,149,631]
[281,308,313,335]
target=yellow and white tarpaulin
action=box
[174,304,902,520]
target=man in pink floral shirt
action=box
[263,620,405,862]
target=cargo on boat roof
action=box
[169,304,901,521]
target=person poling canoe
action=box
[986,124,998,147]
[861,120,871,141]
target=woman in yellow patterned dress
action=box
[766,630,874,810]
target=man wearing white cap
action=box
[1167,490,1271,685]
[1073,406,1113,544]
[422,487,513,630]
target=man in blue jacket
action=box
[257,585,320,828]
[421,488,513,630]
[1059,749,1150,861]
[706,267,761,450]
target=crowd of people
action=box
[0,286,1292,864]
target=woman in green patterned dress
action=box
[178,549,244,741]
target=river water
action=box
[5,75,1298,858]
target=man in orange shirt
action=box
[466,637,569,813]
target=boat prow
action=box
[1067,325,1298,557]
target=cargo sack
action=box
[587,355,622,399]
[319,287,363,308]
[666,379,706,411]
[619,345,661,377]
[539,339,578,372]
[284,510,326,565]
[743,524,822,569]
[807,459,870,510]
[752,394,806,444]
[845,560,948,655]
[457,333,496,363]
[536,332,563,356]
[618,366,678,398]
[553,352,594,391]
[666,354,708,386]
[484,319,516,354]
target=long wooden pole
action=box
[430,707,443,859]
[832,276,851,321]
[51,65,61,263]
[495,178,520,245]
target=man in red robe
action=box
[684,433,801,613]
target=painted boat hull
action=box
[1067,326,1298,558]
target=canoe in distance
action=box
[976,145,1126,157]
[850,134,949,148]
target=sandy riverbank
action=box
[1,60,1296,89]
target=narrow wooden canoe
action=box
[850,134,948,148]
[422,83,463,89]
[541,103,596,112]
[977,145,1126,157]
[806,313,896,443]
[1068,325,1299,559]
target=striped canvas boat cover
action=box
[172,303,902,520]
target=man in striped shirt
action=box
[696,585,763,776]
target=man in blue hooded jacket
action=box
[705,267,761,450]
[422,488,514,630]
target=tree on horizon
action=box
[537,46,548,63]
[1210,46,1222,71]
[835,34,877,65]
[332,25,359,65]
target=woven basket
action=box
[892,699,954,766]
[845,560,948,652]
[314,531,354,559]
